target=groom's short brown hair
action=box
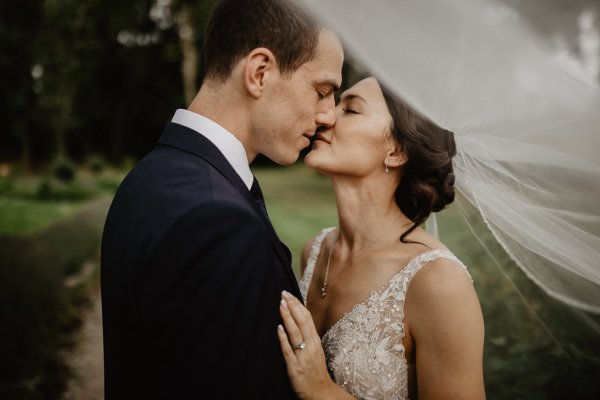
[203,0,321,83]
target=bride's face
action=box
[305,77,394,177]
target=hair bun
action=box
[432,131,457,212]
[381,86,458,241]
[432,171,455,212]
[445,130,457,157]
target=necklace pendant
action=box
[320,284,327,299]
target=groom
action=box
[100,0,343,399]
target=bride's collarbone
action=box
[308,278,365,337]
[308,266,394,337]
[320,248,420,290]
[309,245,446,336]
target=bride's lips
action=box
[314,132,331,144]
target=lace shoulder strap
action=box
[400,249,473,290]
[299,227,336,302]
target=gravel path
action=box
[61,283,104,400]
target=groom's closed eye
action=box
[316,80,340,98]
[317,90,329,100]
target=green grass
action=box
[0,197,88,236]
[0,197,111,400]
[0,167,125,236]
[255,163,600,399]
[0,166,121,399]
[254,164,338,274]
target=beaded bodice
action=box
[299,228,472,400]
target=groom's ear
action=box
[244,48,277,99]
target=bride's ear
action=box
[243,48,278,99]
[385,144,408,169]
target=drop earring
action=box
[385,161,389,173]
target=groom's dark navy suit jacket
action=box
[101,122,301,399]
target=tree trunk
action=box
[176,3,198,105]
[18,123,32,175]
[56,86,74,158]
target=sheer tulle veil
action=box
[295,0,600,314]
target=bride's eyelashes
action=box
[343,107,359,114]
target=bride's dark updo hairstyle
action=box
[380,86,457,242]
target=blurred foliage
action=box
[0,177,15,195]
[0,196,86,236]
[255,165,338,271]
[49,156,77,183]
[87,154,106,175]
[0,0,216,172]
[0,165,122,398]
[0,198,110,399]
[0,168,125,235]
[36,179,96,201]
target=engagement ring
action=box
[292,342,306,350]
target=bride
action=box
[277,77,485,399]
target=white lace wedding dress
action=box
[299,228,472,400]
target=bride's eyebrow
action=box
[341,93,368,104]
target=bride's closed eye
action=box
[343,107,359,114]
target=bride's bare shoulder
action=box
[405,255,480,331]
[404,225,449,251]
[301,228,337,275]
[300,237,317,275]
[387,226,449,264]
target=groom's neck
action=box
[188,80,255,162]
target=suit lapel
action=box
[158,123,300,294]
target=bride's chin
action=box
[304,161,336,178]
[304,154,326,172]
[303,151,318,167]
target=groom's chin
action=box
[263,151,300,166]
[281,153,301,166]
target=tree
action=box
[1,0,218,169]
[0,0,44,173]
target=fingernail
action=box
[277,324,284,333]
[282,290,290,299]
[280,299,288,310]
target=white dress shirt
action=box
[171,109,254,190]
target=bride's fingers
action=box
[277,324,297,365]
[280,298,304,350]
[282,291,319,340]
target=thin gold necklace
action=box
[320,218,413,299]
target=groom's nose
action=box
[315,99,336,128]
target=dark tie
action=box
[250,177,269,219]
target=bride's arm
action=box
[277,292,357,400]
[406,258,486,400]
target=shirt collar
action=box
[171,109,254,189]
